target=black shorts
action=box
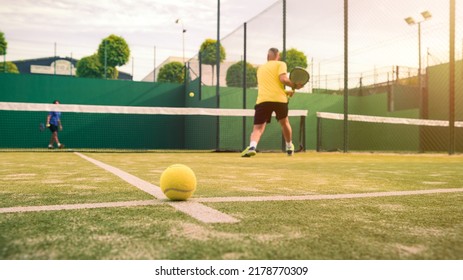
[49,124,59,133]
[254,102,289,125]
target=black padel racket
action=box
[289,67,310,90]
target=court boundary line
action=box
[1,188,462,215]
[74,152,239,224]
[191,188,463,203]
[1,152,462,222]
[0,200,160,214]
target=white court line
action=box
[75,152,166,199]
[191,188,463,203]
[0,200,160,214]
[167,201,239,224]
[74,152,239,224]
[2,152,461,221]
[1,187,462,216]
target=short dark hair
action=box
[268,48,279,55]
[53,100,59,104]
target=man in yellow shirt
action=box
[241,48,302,157]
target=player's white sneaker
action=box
[241,146,257,157]
[286,143,295,156]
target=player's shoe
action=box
[286,143,295,156]
[58,143,65,149]
[241,146,257,157]
[48,145,54,149]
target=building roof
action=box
[11,56,133,80]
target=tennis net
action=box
[0,102,307,152]
[317,112,463,153]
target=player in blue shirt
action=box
[46,100,64,149]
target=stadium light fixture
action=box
[421,11,432,20]
[404,17,416,25]
[175,18,187,64]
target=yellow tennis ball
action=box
[189,92,195,97]
[160,164,197,201]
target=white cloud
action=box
[3,0,457,82]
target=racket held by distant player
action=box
[289,67,310,90]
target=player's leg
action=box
[275,103,294,156]
[250,122,267,146]
[48,126,57,148]
[55,132,64,149]
[279,117,292,143]
[241,103,271,157]
[241,123,266,157]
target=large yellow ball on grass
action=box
[160,164,197,200]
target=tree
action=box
[0,61,19,74]
[0,31,18,74]
[157,61,185,83]
[0,31,7,56]
[76,54,102,78]
[284,48,308,73]
[226,61,257,88]
[76,53,117,79]
[97,34,130,68]
[199,39,226,85]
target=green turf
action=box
[88,152,463,197]
[0,151,462,259]
[0,153,152,207]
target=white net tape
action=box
[0,102,307,117]
[317,112,463,128]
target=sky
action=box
[1,0,461,82]
[0,0,278,80]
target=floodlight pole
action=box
[153,46,156,82]
[405,12,431,153]
[404,11,432,120]
[175,19,186,64]
[54,42,57,75]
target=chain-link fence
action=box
[2,0,462,153]
[189,0,463,153]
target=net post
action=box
[300,115,306,152]
[316,114,322,152]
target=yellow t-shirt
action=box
[256,60,288,104]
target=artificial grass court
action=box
[0,151,462,259]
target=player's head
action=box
[53,100,60,104]
[267,48,280,61]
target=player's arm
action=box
[46,114,51,127]
[58,119,63,131]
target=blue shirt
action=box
[48,111,61,126]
